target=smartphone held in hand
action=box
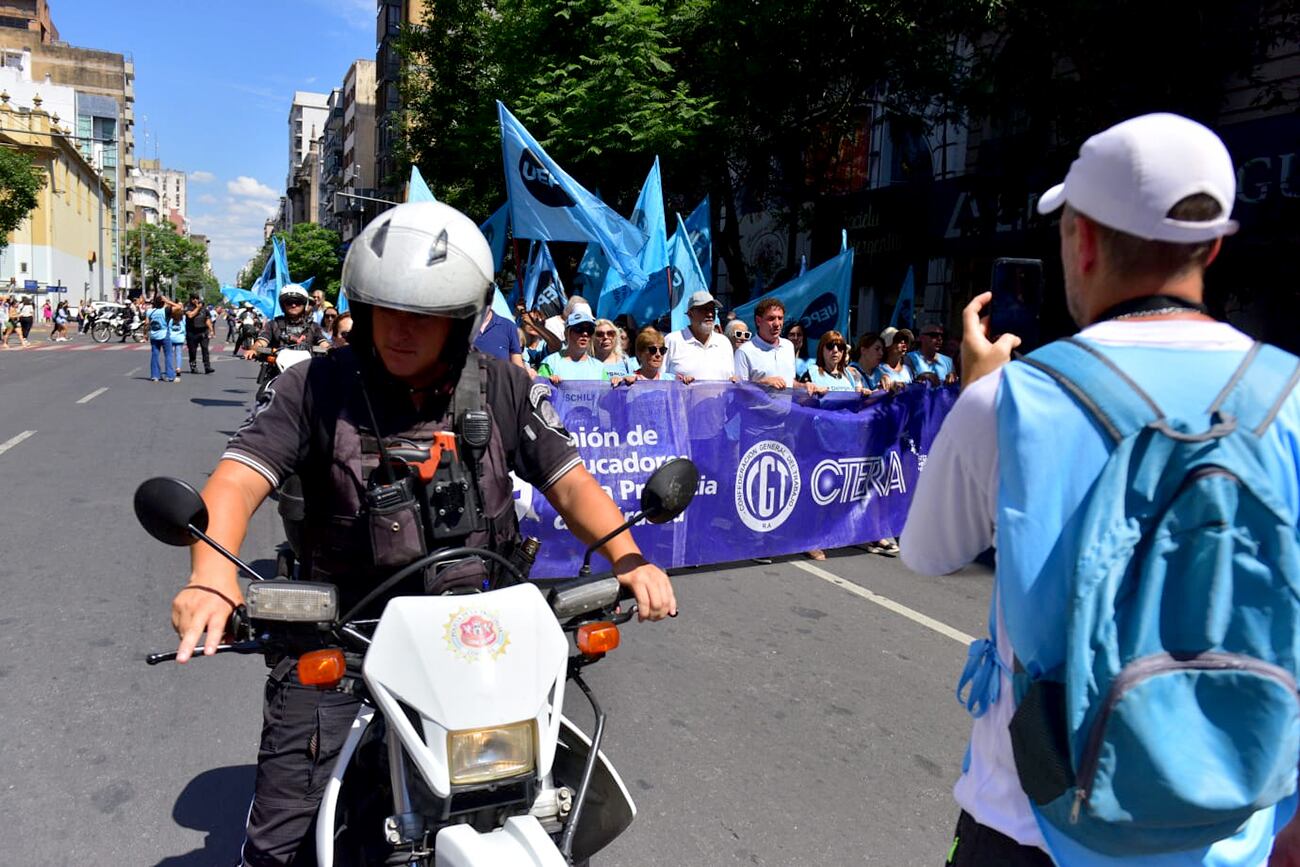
[988,258,1043,350]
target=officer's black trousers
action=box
[187,335,211,372]
[241,665,361,867]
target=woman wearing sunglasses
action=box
[612,328,668,386]
[593,317,636,378]
[799,330,865,395]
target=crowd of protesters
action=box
[472,290,958,396]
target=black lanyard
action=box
[1093,294,1207,323]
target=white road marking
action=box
[0,430,35,457]
[76,387,108,404]
[124,366,141,377]
[790,560,975,646]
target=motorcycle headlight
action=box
[447,720,537,786]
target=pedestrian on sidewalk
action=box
[40,299,51,323]
[50,301,70,341]
[1,296,24,348]
[146,294,181,382]
[17,296,34,342]
[184,294,214,374]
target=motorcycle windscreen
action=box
[554,717,636,861]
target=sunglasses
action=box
[337,329,351,339]
[732,330,751,340]
[571,326,595,336]
[594,329,617,338]
[284,299,305,306]
[826,343,847,351]
[642,346,667,356]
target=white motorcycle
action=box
[135,457,699,866]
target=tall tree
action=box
[238,224,343,301]
[0,148,45,249]
[126,222,214,295]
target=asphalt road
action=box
[0,334,993,866]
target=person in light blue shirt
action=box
[168,307,187,378]
[146,295,181,382]
[876,326,913,390]
[905,323,956,384]
[799,330,863,393]
[901,112,1300,867]
[785,321,811,378]
[850,331,889,391]
[537,310,608,382]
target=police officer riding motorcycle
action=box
[168,201,677,867]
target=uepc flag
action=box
[522,241,567,319]
[732,241,853,342]
[669,214,712,332]
[497,102,646,284]
[684,195,711,279]
[889,267,915,330]
[631,157,668,274]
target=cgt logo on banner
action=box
[519,149,575,208]
[735,441,802,532]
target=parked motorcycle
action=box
[135,456,698,866]
[91,313,147,344]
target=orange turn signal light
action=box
[297,648,346,687]
[576,622,620,656]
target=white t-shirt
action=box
[663,326,735,381]
[734,333,796,384]
[900,319,1281,857]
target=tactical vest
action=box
[296,350,519,606]
[270,315,314,346]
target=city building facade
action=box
[375,0,426,202]
[0,0,56,44]
[287,90,328,190]
[0,91,115,302]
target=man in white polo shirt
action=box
[664,290,736,382]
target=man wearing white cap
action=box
[901,113,1300,865]
[663,290,737,382]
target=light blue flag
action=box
[299,276,314,291]
[889,266,915,330]
[248,247,275,298]
[630,157,668,273]
[575,244,608,301]
[497,102,646,285]
[273,236,290,290]
[337,291,349,314]
[683,195,711,279]
[521,241,567,319]
[478,204,508,273]
[409,166,437,203]
[732,242,854,343]
[668,214,712,333]
[597,158,672,322]
[798,255,807,277]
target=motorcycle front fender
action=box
[315,704,376,867]
[434,815,567,867]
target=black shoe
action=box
[190,367,198,374]
[204,368,215,374]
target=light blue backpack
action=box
[1000,337,1300,856]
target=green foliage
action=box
[238,223,343,302]
[0,148,46,250]
[125,222,214,295]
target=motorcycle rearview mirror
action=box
[134,477,208,546]
[132,477,268,583]
[577,459,700,576]
[639,458,700,525]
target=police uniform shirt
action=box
[223,351,582,496]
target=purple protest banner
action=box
[515,381,958,578]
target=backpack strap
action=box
[453,349,486,416]
[1020,337,1165,445]
[1206,342,1300,437]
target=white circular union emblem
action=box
[443,608,511,662]
[734,440,801,532]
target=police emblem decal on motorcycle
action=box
[444,608,510,661]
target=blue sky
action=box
[54,0,375,283]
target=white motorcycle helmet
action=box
[342,201,494,320]
[278,282,311,315]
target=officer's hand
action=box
[613,556,677,622]
[962,291,1020,390]
[171,580,242,663]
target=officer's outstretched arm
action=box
[544,465,677,621]
[171,459,273,663]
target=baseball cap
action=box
[880,326,915,348]
[1036,113,1238,243]
[687,290,718,309]
[566,310,596,329]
